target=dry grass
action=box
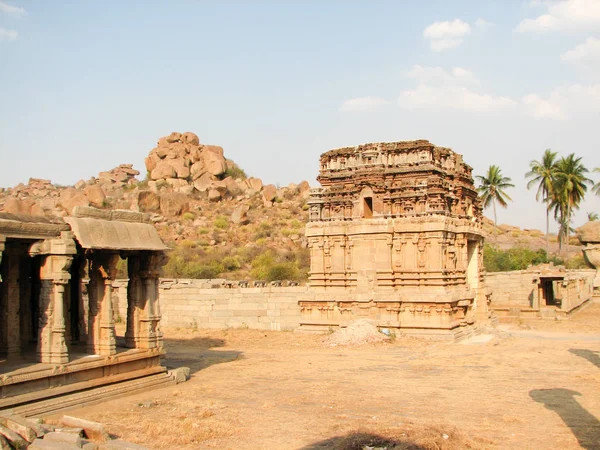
[66,306,600,450]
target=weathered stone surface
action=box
[43,431,83,447]
[2,197,32,214]
[577,221,600,245]
[297,180,310,195]
[246,177,263,192]
[159,193,189,217]
[0,413,44,442]
[208,189,221,202]
[61,416,109,442]
[202,146,227,176]
[82,442,99,450]
[58,189,90,215]
[170,366,191,384]
[0,435,10,450]
[150,161,176,180]
[28,439,81,450]
[0,424,28,449]
[137,191,161,213]
[165,132,182,143]
[262,184,277,202]
[231,205,250,225]
[84,184,106,209]
[181,132,200,146]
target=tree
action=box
[551,154,591,253]
[476,165,515,230]
[588,212,599,221]
[525,149,558,254]
[593,168,600,196]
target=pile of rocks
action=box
[81,164,140,190]
[0,412,149,449]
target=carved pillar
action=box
[137,252,166,350]
[32,232,77,364]
[89,252,119,356]
[125,255,142,348]
[4,246,21,355]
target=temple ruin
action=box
[301,140,491,338]
[0,207,171,415]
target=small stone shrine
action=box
[302,140,491,338]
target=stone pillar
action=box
[88,252,119,356]
[137,252,166,350]
[3,246,21,356]
[125,255,142,348]
[32,232,77,364]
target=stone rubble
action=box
[0,413,151,449]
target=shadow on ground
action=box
[530,388,600,450]
[569,348,600,369]
[163,337,243,375]
[299,432,426,450]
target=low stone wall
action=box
[487,268,596,318]
[112,279,305,331]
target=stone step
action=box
[9,372,176,418]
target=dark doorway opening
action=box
[364,197,373,218]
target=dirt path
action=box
[65,306,600,450]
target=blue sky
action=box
[1,0,599,231]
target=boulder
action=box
[169,159,190,179]
[84,184,106,208]
[202,146,227,176]
[297,180,310,194]
[246,177,263,192]
[137,191,160,213]
[231,205,250,225]
[165,132,182,143]
[193,173,213,192]
[262,184,277,202]
[58,189,89,215]
[159,193,189,217]
[190,161,206,180]
[150,161,176,180]
[2,198,32,215]
[144,153,160,173]
[208,189,221,202]
[577,221,600,245]
[181,132,200,146]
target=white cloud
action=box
[522,84,600,119]
[522,94,566,119]
[0,1,25,16]
[475,18,493,30]
[404,65,480,87]
[0,27,18,41]
[339,97,391,112]
[561,36,600,67]
[516,0,600,32]
[398,84,517,113]
[423,19,471,52]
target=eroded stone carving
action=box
[303,140,488,339]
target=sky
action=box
[0,0,599,232]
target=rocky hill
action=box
[0,131,585,279]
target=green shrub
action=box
[483,245,564,272]
[182,212,195,221]
[222,164,247,180]
[565,254,591,269]
[214,216,229,229]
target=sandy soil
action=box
[64,305,600,450]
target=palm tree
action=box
[552,154,592,253]
[525,149,558,253]
[476,165,515,230]
[588,212,599,221]
[592,168,600,196]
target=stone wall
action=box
[113,279,305,331]
[487,268,596,318]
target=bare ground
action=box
[63,305,600,450]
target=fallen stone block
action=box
[170,366,191,384]
[82,441,99,450]
[0,412,45,442]
[28,438,82,450]
[0,424,28,449]
[43,431,83,447]
[61,416,109,442]
[100,439,149,450]
[0,435,11,450]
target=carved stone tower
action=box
[302,140,490,338]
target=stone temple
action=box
[302,140,491,338]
